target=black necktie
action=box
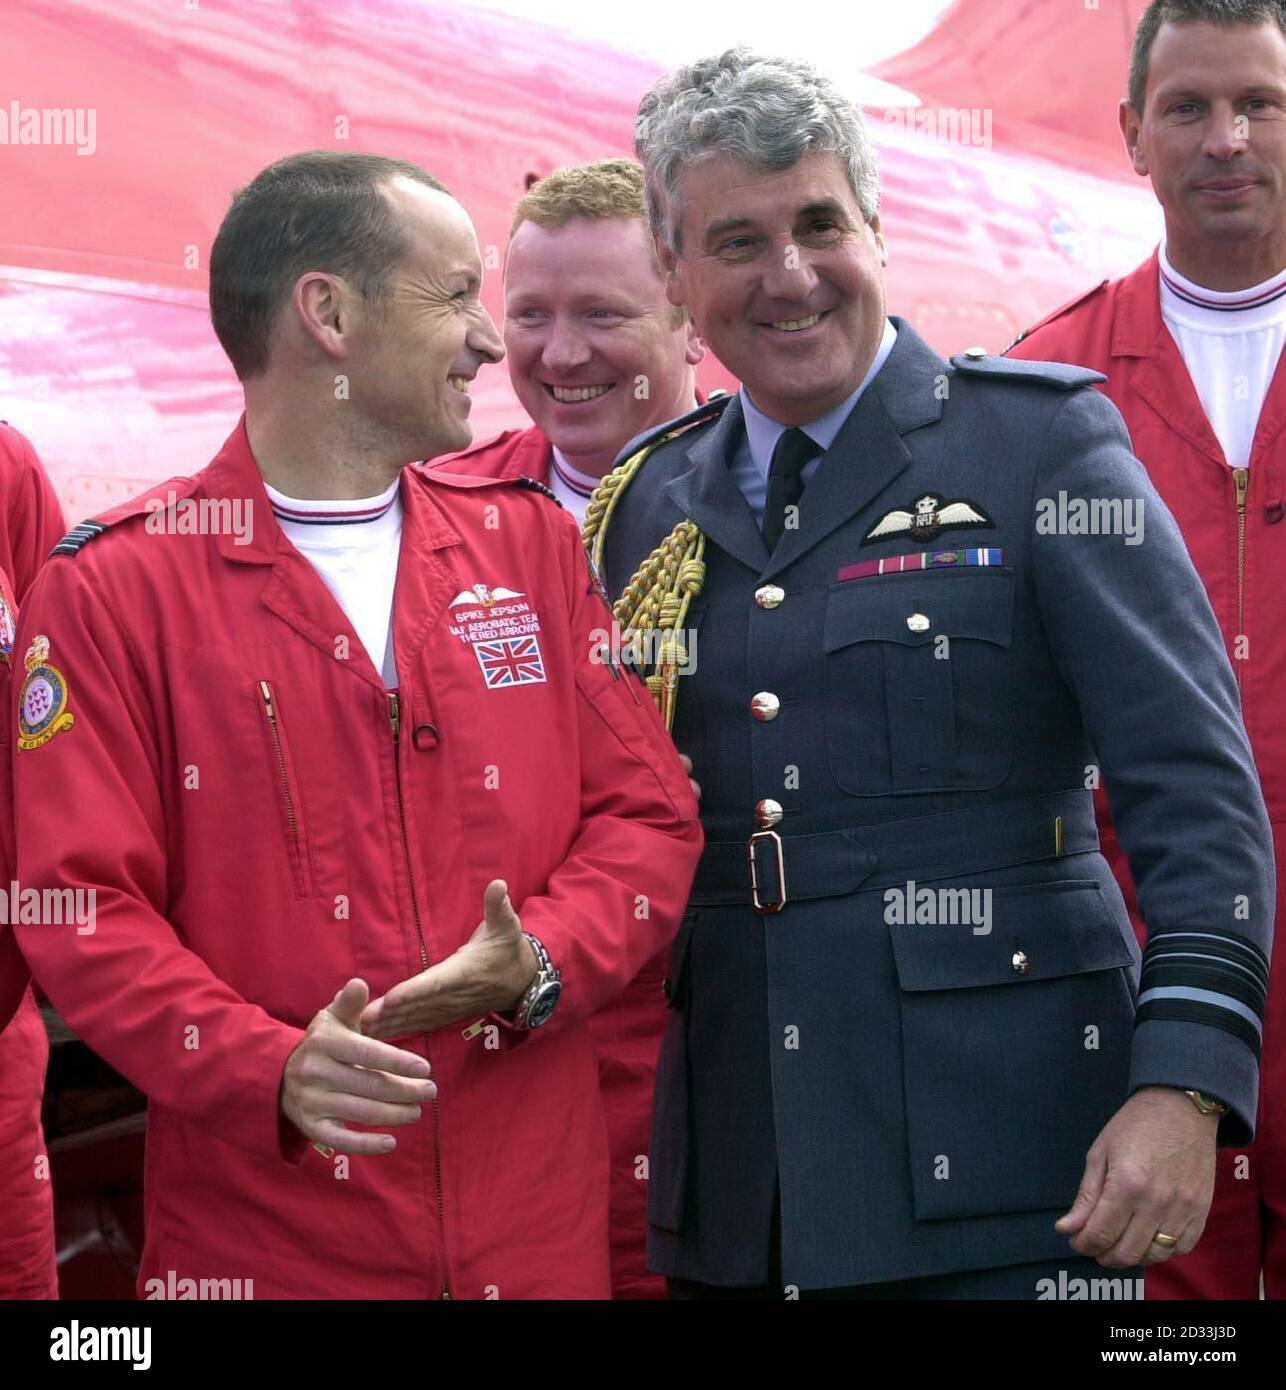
[763,427,821,551]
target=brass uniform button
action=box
[755,584,785,609]
[754,799,784,828]
[907,612,930,633]
[751,692,781,721]
[1011,950,1029,975]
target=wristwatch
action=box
[512,932,562,1030]
[1184,1089,1229,1118]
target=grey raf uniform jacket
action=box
[597,319,1274,1291]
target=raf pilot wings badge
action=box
[863,492,994,546]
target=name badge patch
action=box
[447,582,547,689]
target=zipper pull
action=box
[260,680,276,722]
[388,691,401,742]
[1234,468,1249,513]
[461,1019,486,1041]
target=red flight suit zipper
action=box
[389,691,451,1300]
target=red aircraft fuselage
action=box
[0,0,1162,518]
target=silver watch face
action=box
[527,979,562,1028]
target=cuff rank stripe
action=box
[1142,929,1269,990]
[1139,960,1266,1014]
[1136,927,1268,1058]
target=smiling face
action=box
[657,151,887,426]
[1122,18,1286,284]
[503,215,702,476]
[349,177,505,460]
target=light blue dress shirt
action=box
[730,318,898,525]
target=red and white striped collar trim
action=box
[549,448,599,499]
[1159,248,1286,313]
[265,480,400,526]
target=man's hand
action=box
[280,978,436,1155]
[361,880,538,1039]
[678,752,701,803]
[1056,1086,1219,1267]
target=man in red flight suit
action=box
[1009,0,1286,1298]
[11,151,701,1300]
[0,422,64,1300]
[436,158,704,1299]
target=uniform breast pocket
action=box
[822,569,1015,796]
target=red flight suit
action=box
[0,422,65,1300]
[1010,250,1286,1298]
[437,425,669,1299]
[11,418,701,1299]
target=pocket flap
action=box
[823,569,1014,652]
[663,910,699,1009]
[889,880,1134,991]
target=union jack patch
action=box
[475,635,547,688]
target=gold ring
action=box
[1151,1231,1179,1249]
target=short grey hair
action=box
[634,47,881,254]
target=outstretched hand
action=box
[361,880,537,1039]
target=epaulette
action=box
[611,391,732,470]
[422,467,565,508]
[49,474,196,559]
[424,469,510,488]
[428,429,520,469]
[50,520,109,557]
[1003,280,1109,353]
[949,349,1105,390]
[512,475,563,508]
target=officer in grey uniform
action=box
[588,48,1274,1298]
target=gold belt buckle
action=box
[748,830,787,914]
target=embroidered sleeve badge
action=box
[17,635,75,749]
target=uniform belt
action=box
[690,789,1098,913]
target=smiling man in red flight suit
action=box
[435,157,704,1298]
[0,422,65,1300]
[1009,0,1286,1299]
[10,151,701,1300]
